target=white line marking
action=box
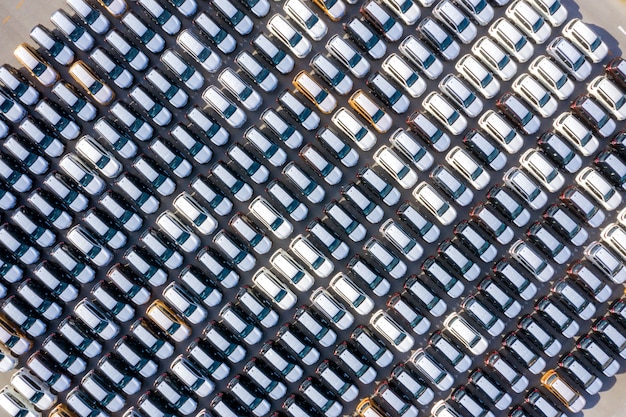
[619,25,626,36]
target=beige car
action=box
[69,60,114,105]
[13,44,58,87]
[146,300,191,342]
[293,71,337,114]
[349,90,392,133]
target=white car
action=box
[512,74,558,117]
[506,0,551,43]
[203,86,247,128]
[3,136,47,176]
[374,146,418,189]
[50,10,95,51]
[156,211,201,253]
[229,213,272,255]
[413,182,457,226]
[331,107,377,151]
[433,0,477,44]
[137,0,181,35]
[528,55,575,100]
[10,368,56,411]
[284,0,328,41]
[371,310,414,353]
[553,112,599,156]
[504,167,548,210]
[244,127,286,167]
[310,54,353,95]
[213,230,256,272]
[177,30,221,74]
[268,14,312,59]
[110,102,153,141]
[211,0,253,35]
[173,192,217,235]
[326,35,370,78]
[488,18,534,63]
[588,76,626,120]
[310,288,354,330]
[478,110,524,154]
[446,146,490,190]
[330,273,374,316]
[74,299,119,341]
[66,225,112,266]
[218,68,262,112]
[382,0,420,25]
[75,135,122,179]
[398,35,443,80]
[121,12,164,53]
[576,167,622,211]
[89,47,133,89]
[509,240,554,282]
[290,234,334,278]
[547,37,592,81]
[0,93,25,123]
[161,49,204,91]
[381,53,427,98]
[364,238,407,279]
[277,90,320,131]
[380,219,423,262]
[472,37,517,81]
[58,154,105,195]
[105,30,149,72]
[439,74,483,117]
[307,220,349,260]
[253,268,297,310]
[520,149,565,192]
[389,129,434,172]
[456,0,494,26]
[300,144,342,185]
[194,12,237,55]
[423,92,468,135]
[563,18,608,63]
[34,100,79,140]
[444,313,488,355]
[283,162,325,203]
[269,249,314,291]
[235,51,278,93]
[51,81,96,122]
[455,54,501,99]
[163,283,207,325]
[0,65,38,106]
[227,143,269,184]
[531,0,568,26]
[249,196,293,240]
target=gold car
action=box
[69,60,114,105]
[293,71,337,114]
[13,43,59,87]
[49,404,78,417]
[541,369,586,413]
[146,300,191,343]
[356,398,386,417]
[348,89,393,133]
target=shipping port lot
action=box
[0,0,624,417]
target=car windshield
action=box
[538,92,550,106]
[88,81,103,95]
[515,36,527,51]
[397,165,410,179]
[405,72,419,86]
[365,33,380,49]
[439,35,452,49]
[305,14,319,29]
[497,54,510,70]
[348,52,362,68]
[548,0,560,13]
[615,95,626,109]
[324,0,337,7]
[555,74,567,88]
[457,17,469,32]
[240,86,252,101]
[223,103,236,118]
[463,92,476,107]
[481,71,494,88]
[382,17,396,32]
[372,109,385,123]
[531,18,544,33]
[590,37,602,52]
[572,54,585,70]
[423,53,436,68]
[447,110,459,125]
[32,63,47,77]
[315,89,328,104]
[289,32,303,47]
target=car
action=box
[119,11,164,53]
[249,197,293,240]
[260,341,304,382]
[602,222,626,260]
[0,65,38,106]
[192,14,234,56]
[229,213,272,255]
[531,0,568,26]
[506,0,551,43]
[570,261,611,302]
[124,245,168,287]
[316,127,359,167]
[489,18,534,63]
[168,125,212,165]
[585,241,626,284]
[200,86,248,129]
[380,54,426,100]
[170,355,215,398]
[422,92,468,136]
[334,342,377,384]
[589,76,626,122]
[430,164,474,207]
[278,90,320,131]
[451,386,495,417]
[365,237,408,280]
[74,299,119,341]
[277,324,321,366]
[136,0,180,35]
[600,147,626,189]
[269,250,313,293]
[512,74,558,117]
[553,112,599,156]
[379,0,420,25]
[113,174,159,215]
[326,34,371,78]
[484,352,529,395]
[155,210,201,253]
[50,9,95,51]
[417,17,460,61]
[540,369,585,413]
[535,295,580,338]
[461,294,504,336]
[454,221,497,262]
[446,147,491,192]
[66,225,112,266]
[26,189,72,230]
[344,17,387,60]
[366,72,409,115]
[527,57,575,102]
[284,0,327,41]
[145,300,191,343]
[558,353,603,395]
[577,334,620,377]
[311,0,346,21]
[227,377,271,417]
[251,34,294,75]
[547,37,592,81]
[153,374,198,415]
[332,108,377,152]
[218,68,263,112]
[83,209,126,250]
[260,109,302,150]
[509,239,555,282]
[518,314,562,357]
[462,129,507,172]
[433,0,477,44]
[373,146,417,190]
[502,331,546,374]
[185,108,229,148]
[161,49,204,91]
[593,317,626,359]
[110,101,154,141]
[374,382,418,417]
[13,43,58,87]
[51,81,96,122]
[576,167,622,210]
[291,233,335,278]
[132,155,176,196]
[89,47,133,91]
[268,14,311,59]
[472,37,517,81]
[520,149,565,193]
[265,180,308,222]
[162,282,207,325]
[409,348,454,390]
[439,75,484,119]
[107,265,150,307]
[478,110,523,154]
[28,25,74,67]
[537,131,582,174]
[340,182,383,224]
[293,71,337,115]
[428,330,472,373]
[237,0,269,17]
[177,30,221,74]
[358,166,401,206]
[307,219,349,261]
[0,385,40,417]
[388,129,433,173]
[10,367,56,410]
[3,136,48,176]
[243,127,285,167]
[81,371,126,413]
[311,287,355,330]
[243,358,288,400]
[504,167,548,210]
[0,155,32,194]
[74,135,122,179]
[227,143,269,184]
[397,36,440,78]
[361,1,403,43]
[348,89,393,134]
[251,268,297,311]
[347,255,391,297]
[104,30,148,72]
[525,389,567,417]
[563,18,608,62]
[496,93,541,135]
[211,161,254,203]
[494,258,539,300]
[478,276,521,318]
[350,325,393,367]
[310,55,353,97]
[293,305,337,348]
[282,162,325,204]
[212,229,255,272]
[212,0,253,35]
[232,53,276,94]
[34,100,80,141]
[315,361,358,405]
[454,57,498,104]
[412,182,457,226]
[606,56,626,88]
[561,185,605,229]
[544,204,588,246]
[92,118,138,160]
